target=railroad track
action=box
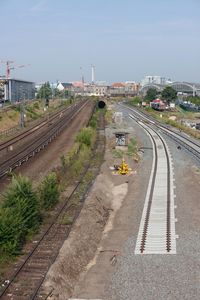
[0,102,80,153]
[0,111,105,300]
[128,114,177,254]
[0,100,91,178]
[123,105,200,161]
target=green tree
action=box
[54,88,62,97]
[37,82,52,99]
[187,95,200,106]
[161,86,177,105]
[144,88,158,102]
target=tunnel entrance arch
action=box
[98,100,106,109]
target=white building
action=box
[57,82,73,91]
[141,76,171,86]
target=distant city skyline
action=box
[0,0,200,83]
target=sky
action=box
[0,0,200,83]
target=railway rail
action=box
[123,105,200,161]
[0,100,90,178]
[128,114,177,254]
[122,104,199,254]
[0,102,80,152]
[0,111,105,300]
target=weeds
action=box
[60,214,73,225]
[38,172,60,210]
[112,149,123,158]
[0,175,41,256]
[127,138,137,155]
[76,127,95,147]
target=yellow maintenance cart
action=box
[117,158,129,175]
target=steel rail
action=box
[0,110,105,300]
[0,101,89,178]
[130,114,173,254]
[32,111,105,300]
[124,105,200,160]
[0,103,77,152]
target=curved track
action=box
[124,105,200,161]
[129,114,177,254]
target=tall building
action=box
[2,79,35,102]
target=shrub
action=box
[127,138,137,155]
[75,127,95,147]
[38,172,60,210]
[89,118,97,128]
[3,175,40,232]
[0,175,40,256]
[33,102,40,109]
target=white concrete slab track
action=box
[126,105,200,160]
[129,114,177,254]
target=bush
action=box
[0,175,40,256]
[129,96,142,106]
[127,138,137,155]
[89,118,97,128]
[33,101,40,109]
[38,172,60,210]
[75,127,95,147]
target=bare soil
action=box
[41,115,140,299]
[0,101,94,192]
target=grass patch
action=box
[127,138,137,155]
[60,214,73,225]
[141,106,200,140]
[105,109,113,124]
[112,149,124,158]
[76,127,96,147]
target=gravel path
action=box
[71,104,200,300]
[103,107,200,300]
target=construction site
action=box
[0,60,34,103]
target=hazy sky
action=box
[0,0,200,83]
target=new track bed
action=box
[124,105,200,161]
[129,114,177,254]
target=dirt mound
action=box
[42,174,114,299]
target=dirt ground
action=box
[0,101,94,192]
[41,109,141,299]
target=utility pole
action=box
[91,64,95,84]
[51,82,54,100]
[80,67,84,97]
[20,92,25,128]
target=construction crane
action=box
[7,63,30,79]
[0,60,30,79]
[0,60,13,78]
